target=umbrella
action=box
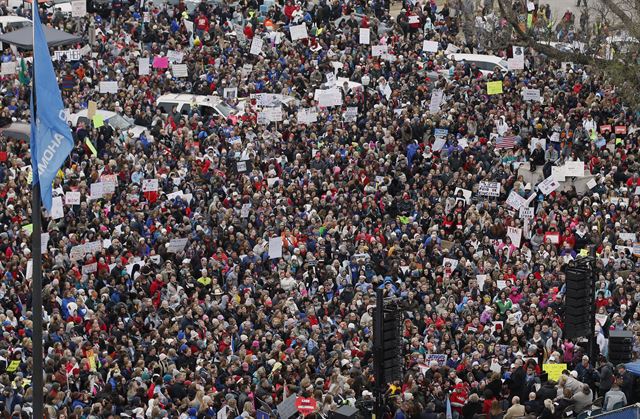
[0,25,82,49]
[625,361,640,376]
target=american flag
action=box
[495,135,516,149]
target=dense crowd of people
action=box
[0,0,640,417]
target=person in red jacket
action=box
[195,12,209,37]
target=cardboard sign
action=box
[543,363,567,381]
[615,126,627,135]
[1,61,16,75]
[90,183,104,199]
[506,191,527,210]
[487,81,503,95]
[422,40,439,52]
[295,397,317,416]
[359,28,370,45]
[152,56,169,69]
[250,37,263,55]
[98,81,118,94]
[138,57,150,75]
[429,89,443,113]
[297,109,318,124]
[523,88,540,101]
[71,0,86,17]
[50,196,64,219]
[564,161,585,177]
[167,50,184,63]
[372,45,388,57]
[268,237,283,259]
[141,179,159,192]
[479,181,500,197]
[65,191,81,205]
[172,63,188,78]
[167,238,188,253]
[507,226,522,247]
[519,207,534,219]
[289,24,308,41]
[538,175,560,195]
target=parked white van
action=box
[156,94,246,119]
[446,53,509,76]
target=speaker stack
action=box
[609,330,634,364]
[563,263,595,339]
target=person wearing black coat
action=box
[537,381,558,402]
[462,394,483,419]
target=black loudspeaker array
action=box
[609,330,634,364]
[563,263,595,339]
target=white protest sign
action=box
[454,188,472,204]
[41,233,49,255]
[82,262,98,275]
[184,20,194,33]
[316,88,342,107]
[142,179,159,192]
[422,40,439,52]
[99,81,118,94]
[50,196,64,220]
[523,88,541,101]
[538,175,560,195]
[509,46,525,70]
[506,191,527,210]
[1,62,16,75]
[250,37,263,55]
[99,174,117,194]
[265,107,283,122]
[71,0,86,17]
[432,137,446,151]
[268,237,283,259]
[552,165,566,182]
[223,87,238,99]
[359,28,370,45]
[241,203,251,218]
[343,107,358,122]
[52,48,88,61]
[90,183,104,200]
[372,45,388,57]
[167,238,188,253]
[519,207,534,219]
[289,24,308,40]
[172,64,188,78]
[65,191,81,205]
[297,108,318,124]
[507,226,523,247]
[167,50,184,63]
[429,89,444,113]
[138,57,150,76]
[478,181,500,197]
[564,161,585,177]
[587,178,597,189]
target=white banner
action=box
[142,179,159,192]
[359,28,370,45]
[289,24,308,41]
[538,175,560,195]
[507,226,522,247]
[167,238,188,253]
[71,0,87,17]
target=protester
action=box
[0,0,639,417]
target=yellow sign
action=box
[6,360,20,373]
[88,101,97,119]
[93,114,105,128]
[543,363,567,382]
[22,224,33,234]
[487,81,503,95]
[85,138,98,156]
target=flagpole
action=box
[31,4,45,419]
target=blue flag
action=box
[446,395,453,419]
[30,7,74,212]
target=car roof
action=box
[70,109,117,119]
[448,54,505,64]
[0,16,31,24]
[156,94,224,107]
[0,122,30,140]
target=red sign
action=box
[295,397,318,416]
[599,125,611,133]
[615,126,627,135]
